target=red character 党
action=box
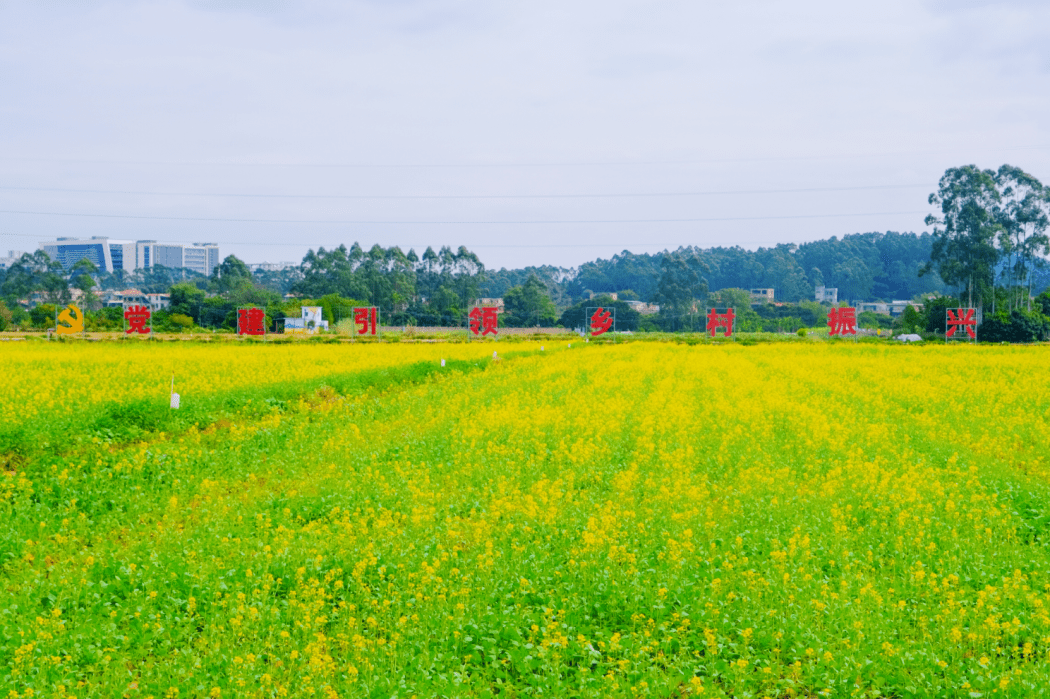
[124,305,152,334]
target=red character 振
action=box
[827,307,858,336]
[707,308,735,337]
[238,307,266,336]
[354,307,378,335]
[946,308,976,340]
[469,307,499,336]
[124,305,152,334]
[590,307,613,336]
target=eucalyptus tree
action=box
[922,165,1002,309]
[995,165,1049,312]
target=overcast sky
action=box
[2,0,1049,270]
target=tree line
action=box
[1,164,1048,337]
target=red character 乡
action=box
[590,307,613,336]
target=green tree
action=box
[211,255,252,294]
[995,165,1049,312]
[502,274,558,327]
[558,295,640,332]
[169,283,207,324]
[652,254,707,331]
[923,166,1002,309]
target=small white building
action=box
[284,305,329,333]
[815,286,838,304]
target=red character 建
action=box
[238,307,266,336]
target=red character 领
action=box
[124,305,151,334]
[590,307,613,336]
[469,307,499,336]
[238,308,266,336]
[827,307,858,336]
[354,307,378,335]
[946,308,976,340]
[707,308,735,337]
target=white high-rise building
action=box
[38,238,219,275]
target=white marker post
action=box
[170,372,180,409]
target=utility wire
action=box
[0,183,933,200]
[0,208,927,225]
[1,143,1049,168]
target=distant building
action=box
[622,300,660,315]
[249,261,298,272]
[38,238,219,275]
[815,286,838,304]
[284,306,328,333]
[750,288,775,303]
[0,250,26,270]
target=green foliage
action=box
[0,300,11,331]
[857,310,893,329]
[980,309,1050,343]
[502,274,559,327]
[922,295,960,333]
[29,303,56,328]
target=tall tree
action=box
[995,165,1049,312]
[652,254,708,331]
[922,165,1002,309]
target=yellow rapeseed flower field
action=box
[1,341,1049,697]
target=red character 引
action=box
[707,308,735,337]
[238,307,266,336]
[124,305,152,334]
[590,307,613,336]
[946,308,976,340]
[827,307,858,336]
[354,307,378,335]
[469,307,499,336]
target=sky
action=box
[1,0,1049,271]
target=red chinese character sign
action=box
[827,307,857,337]
[353,307,379,336]
[706,308,735,337]
[237,307,266,336]
[468,307,499,336]
[586,306,615,336]
[124,304,152,335]
[946,308,976,341]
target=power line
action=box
[1,144,1049,168]
[0,183,934,200]
[0,208,927,224]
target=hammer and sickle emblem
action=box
[56,304,84,334]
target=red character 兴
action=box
[354,307,378,335]
[590,307,613,336]
[827,307,858,336]
[707,308,735,337]
[124,305,151,334]
[946,308,976,340]
[469,307,499,336]
[238,308,266,336]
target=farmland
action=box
[2,341,1050,698]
